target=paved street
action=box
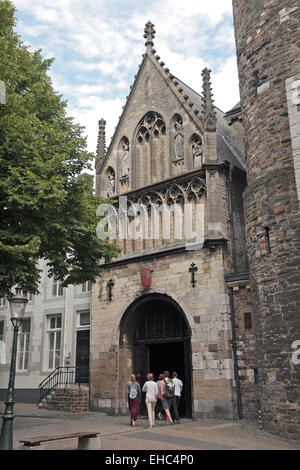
[1,403,299,451]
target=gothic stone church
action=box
[90,22,257,420]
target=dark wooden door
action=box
[183,338,193,418]
[133,343,148,415]
[131,296,192,418]
[75,329,89,383]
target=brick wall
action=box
[45,387,89,413]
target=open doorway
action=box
[148,341,187,417]
[75,329,89,384]
[126,294,192,418]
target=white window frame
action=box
[52,276,63,297]
[17,318,31,371]
[46,315,62,370]
[0,297,6,307]
[77,310,90,330]
[81,281,91,293]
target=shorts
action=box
[161,397,169,410]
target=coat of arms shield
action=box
[140,268,152,288]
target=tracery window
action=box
[134,112,167,187]
[137,112,166,144]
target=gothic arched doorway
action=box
[120,294,193,418]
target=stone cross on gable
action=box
[144,21,156,50]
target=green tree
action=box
[0,0,120,296]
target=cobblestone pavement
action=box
[1,403,299,451]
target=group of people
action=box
[126,371,183,428]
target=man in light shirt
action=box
[172,371,183,424]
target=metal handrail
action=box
[38,367,60,389]
[38,366,81,403]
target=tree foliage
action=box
[0,1,120,295]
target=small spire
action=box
[201,68,216,131]
[144,21,156,51]
[96,118,106,173]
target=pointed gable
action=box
[96,22,245,198]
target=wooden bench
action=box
[19,432,101,450]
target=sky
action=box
[12,0,240,153]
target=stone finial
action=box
[201,67,217,131]
[144,21,156,50]
[96,118,106,173]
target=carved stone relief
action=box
[120,138,129,179]
[173,115,184,161]
[107,167,115,197]
[191,135,203,168]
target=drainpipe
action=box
[229,286,243,419]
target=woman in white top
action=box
[142,373,158,427]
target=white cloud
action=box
[31,5,58,23]
[13,0,239,151]
[69,97,124,153]
[163,0,232,24]
[212,56,240,112]
[17,20,49,38]
[150,48,207,99]
[76,84,106,95]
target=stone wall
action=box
[90,247,237,420]
[230,282,259,419]
[232,0,300,439]
[230,170,248,272]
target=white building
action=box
[0,259,91,403]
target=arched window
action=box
[137,112,166,144]
[134,112,167,187]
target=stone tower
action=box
[232,0,300,438]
